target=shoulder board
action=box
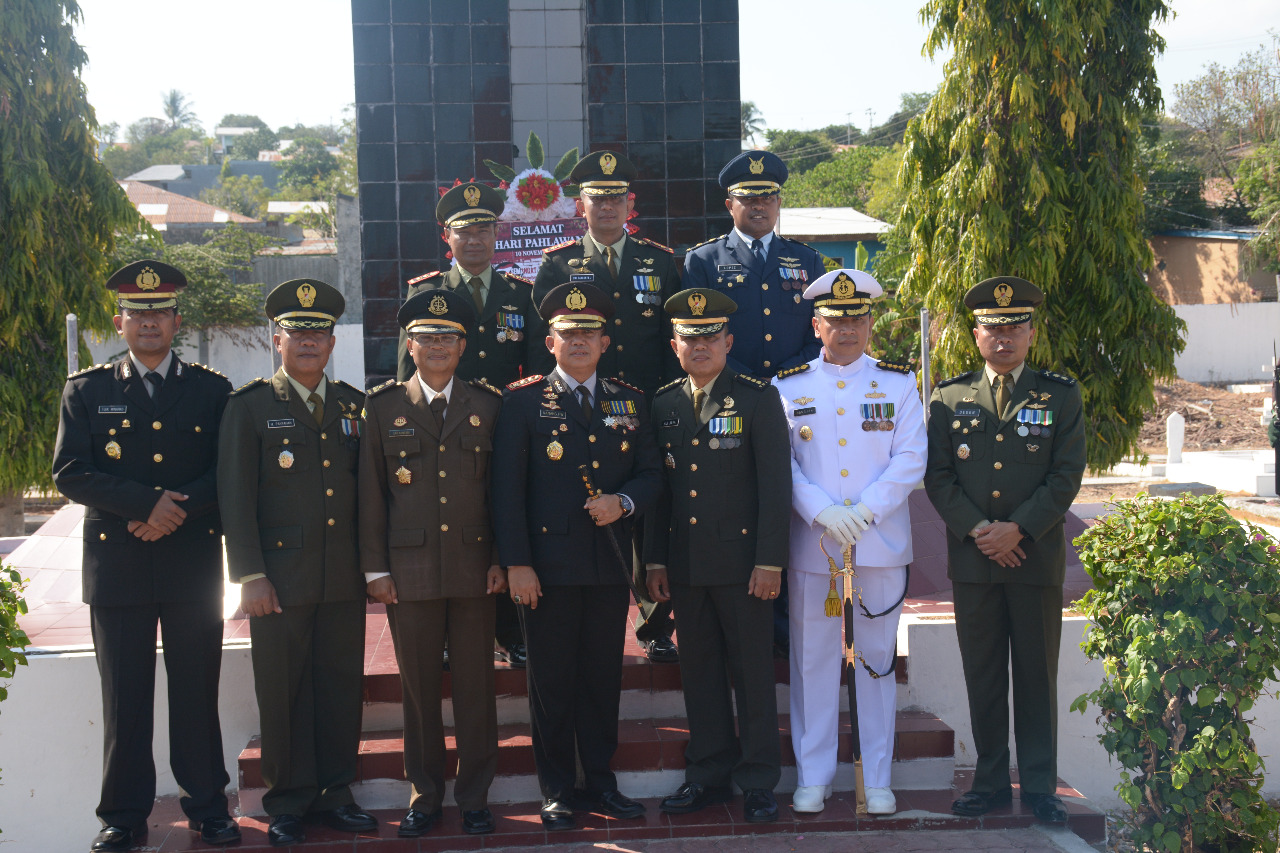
[406,270,443,287]
[544,239,578,254]
[502,272,533,286]
[635,236,674,254]
[68,363,112,379]
[367,379,398,398]
[734,373,769,389]
[687,233,729,252]
[937,371,976,388]
[331,379,365,398]
[230,377,269,396]
[875,359,911,375]
[606,376,643,395]
[187,362,228,379]
[469,378,503,398]
[654,378,684,396]
[1039,368,1077,386]
[506,374,544,391]
[777,235,819,252]
[775,364,811,381]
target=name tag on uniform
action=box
[540,408,566,419]
[570,273,595,282]
[955,407,981,418]
[717,264,743,273]
[661,416,680,428]
[267,418,295,429]
[793,406,816,417]
[98,405,127,414]
[388,428,414,436]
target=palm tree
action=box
[741,100,765,146]
[161,89,199,131]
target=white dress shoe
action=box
[866,787,897,814]
[792,784,831,813]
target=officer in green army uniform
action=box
[922,277,1086,824]
[218,279,377,847]
[531,150,683,661]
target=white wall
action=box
[84,321,367,391]
[1172,303,1280,384]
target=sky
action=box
[72,0,1280,137]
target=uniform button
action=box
[153,453,163,462]
[323,459,331,467]
[99,533,107,541]
[844,499,853,506]
[616,345,624,352]
[763,361,771,369]
[194,426,202,433]
[690,463,698,471]
[615,318,622,326]
[763,308,771,316]
[837,408,845,415]
[478,325,485,333]
[321,432,327,440]
[692,438,699,446]
[837,381,846,389]
[541,526,548,533]
[690,517,697,524]
[479,351,487,358]
[841,469,849,477]
[400,450,407,457]
[614,292,621,299]
[765,334,772,341]
[209,528,214,534]
[326,489,333,496]
[761,283,769,290]
[689,489,697,498]
[996,434,1006,442]
[440,496,447,504]
[155,485,162,491]
[592,461,600,468]
[440,524,448,532]
[741,528,749,535]
[619,371,626,377]
[665,442,671,449]
[439,470,446,477]
[276,541,283,548]
[283,438,290,445]
[992,490,1001,498]
[327,518,335,526]
[152,420,161,430]
[994,461,1003,470]
[109,428,116,435]
[839,438,847,446]
[439,445,446,452]
[589,435,597,443]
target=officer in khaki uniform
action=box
[531,151,682,661]
[644,288,790,824]
[923,277,1085,824]
[396,181,537,668]
[361,288,505,837]
[218,279,376,847]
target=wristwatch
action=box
[618,494,634,516]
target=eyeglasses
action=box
[409,333,461,347]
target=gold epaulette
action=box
[1039,369,1077,386]
[188,362,228,379]
[503,272,534,286]
[367,379,398,397]
[68,363,111,378]
[231,377,268,396]
[654,377,684,396]
[506,374,544,390]
[544,240,578,254]
[687,234,728,252]
[636,236,674,254]
[470,378,503,397]
[406,270,443,287]
[775,364,811,381]
[875,359,912,374]
[937,371,975,388]
[605,376,643,395]
[331,378,366,398]
[734,373,769,389]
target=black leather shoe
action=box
[1023,792,1069,823]
[319,803,378,832]
[645,637,679,662]
[188,815,241,845]
[743,789,779,823]
[498,642,527,668]
[539,798,575,831]
[397,808,441,837]
[91,826,143,852]
[660,781,733,814]
[951,788,1014,816]
[587,789,645,818]
[462,808,496,834]
[266,814,304,847]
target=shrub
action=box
[1072,494,1280,853]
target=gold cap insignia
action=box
[297,283,316,307]
[688,292,706,316]
[994,283,1013,307]
[748,156,765,175]
[832,273,856,298]
[136,266,160,291]
[566,287,587,311]
[429,294,449,315]
[600,153,616,176]
[464,185,481,207]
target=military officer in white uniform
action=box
[775,269,926,815]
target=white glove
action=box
[850,502,874,531]
[815,506,860,548]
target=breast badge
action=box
[798,425,813,441]
[105,441,121,460]
[957,444,970,460]
[665,452,676,469]
[278,449,295,469]
[394,416,407,427]
[546,440,564,461]
[469,414,481,427]
[620,440,630,452]
[396,465,412,484]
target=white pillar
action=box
[1166,411,1185,464]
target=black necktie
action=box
[577,386,592,422]
[430,395,446,429]
[751,238,765,265]
[145,370,164,398]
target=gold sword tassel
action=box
[818,533,843,617]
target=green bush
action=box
[0,566,28,706]
[1071,494,1280,853]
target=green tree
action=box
[866,142,908,223]
[782,146,897,210]
[276,122,343,145]
[764,128,836,173]
[160,88,199,131]
[895,0,1185,471]
[741,100,765,146]
[200,173,270,218]
[0,0,142,532]
[100,144,150,179]
[816,122,864,147]
[1236,140,1280,272]
[229,126,278,160]
[218,113,268,130]
[1138,135,1212,234]
[271,112,357,238]
[865,92,934,147]
[278,136,339,189]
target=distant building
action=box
[777,207,891,267]
[1148,229,1276,304]
[124,161,282,198]
[118,180,262,243]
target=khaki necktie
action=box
[604,246,618,279]
[429,394,446,430]
[994,374,1011,419]
[308,392,324,426]
[468,276,485,315]
[692,387,706,423]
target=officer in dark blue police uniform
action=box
[683,150,827,380]
[53,261,239,852]
[492,282,661,831]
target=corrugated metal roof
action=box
[119,181,258,226]
[125,164,188,181]
[778,207,890,240]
